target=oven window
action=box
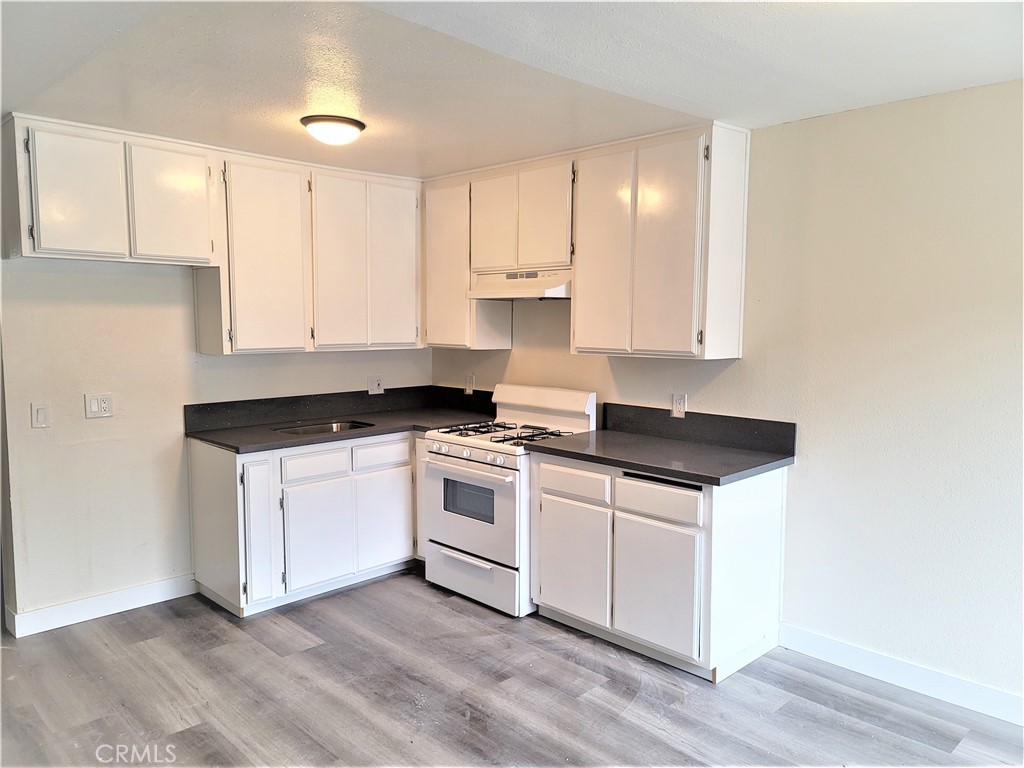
[443,478,495,524]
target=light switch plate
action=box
[85,393,113,419]
[31,402,50,428]
[671,392,687,419]
[465,374,475,395]
[367,376,384,396]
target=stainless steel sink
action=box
[273,420,374,436]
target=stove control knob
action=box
[462,448,472,458]
[440,444,450,454]
[495,455,506,466]
[485,453,495,463]
[430,442,440,451]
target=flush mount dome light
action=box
[300,115,366,145]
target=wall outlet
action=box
[367,375,384,395]
[84,393,113,419]
[31,402,50,428]
[465,373,475,395]
[671,392,687,419]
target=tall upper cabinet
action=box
[3,115,216,266]
[572,123,749,360]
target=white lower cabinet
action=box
[612,511,700,659]
[533,456,786,683]
[190,432,415,617]
[538,493,611,627]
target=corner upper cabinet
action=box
[225,159,310,353]
[423,183,511,349]
[5,117,215,266]
[572,123,749,359]
[311,173,420,350]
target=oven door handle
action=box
[420,458,515,484]
[441,549,494,571]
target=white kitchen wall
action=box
[0,257,431,613]
[434,81,1023,697]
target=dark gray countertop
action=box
[186,408,489,454]
[526,430,795,486]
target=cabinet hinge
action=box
[571,167,577,184]
[310,326,315,341]
[704,145,710,161]
[415,197,420,209]
[227,328,233,342]
[281,572,287,585]
[239,471,244,486]
[307,179,312,193]
[697,329,704,345]
[23,137,30,154]
[27,224,34,241]
[279,495,284,510]
[221,167,227,184]
[569,242,575,257]
[207,166,212,180]
[242,582,247,597]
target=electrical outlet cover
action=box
[671,392,687,419]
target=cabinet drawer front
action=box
[425,542,520,616]
[281,447,350,483]
[539,464,611,505]
[352,438,410,471]
[614,477,702,526]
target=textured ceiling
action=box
[2,2,1020,179]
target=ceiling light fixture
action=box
[300,115,366,145]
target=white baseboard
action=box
[4,575,197,638]
[779,624,1023,727]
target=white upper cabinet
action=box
[368,182,418,346]
[470,174,518,272]
[312,172,369,347]
[27,128,129,258]
[517,161,573,269]
[226,159,309,353]
[424,184,512,349]
[312,174,419,349]
[572,149,635,354]
[571,123,749,360]
[128,144,213,264]
[469,162,573,273]
[631,135,704,356]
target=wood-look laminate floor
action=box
[3,572,1021,767]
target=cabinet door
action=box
[424,184,471,347]
[284,477,356,592]
[312,173,368,347]
[368,183,418,345]
[538,493,611,627]
[355,465,414,571]
[631,136,705,356]
[572,150,634,354]
[227,161,308,352]
[470,174,517,272]
[517,161,573,269]
[613,511,700,660]
[128,144,212,263]
[28,128,129,258]
[242,460,284,604]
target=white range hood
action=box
[467,268,572,299]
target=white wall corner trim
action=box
[779,624,1023,727]
[4,575,198,638]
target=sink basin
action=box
[273,420,374,436]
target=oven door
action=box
[421,454,520,568]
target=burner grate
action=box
[439,421,517,437]
[490,427,573,446]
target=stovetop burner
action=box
[490,426,573,446]
[438,421,517,437]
